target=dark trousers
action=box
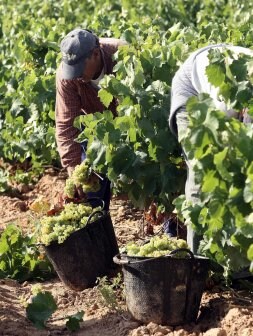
[81,142,111,211]
[86,176,111,211]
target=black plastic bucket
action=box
[114,249,209,326]
[44,209,119,291]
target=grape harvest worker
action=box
[169,43,253,253]
[55,28,126,210]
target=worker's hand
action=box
[74,185,87,200]
[66,166,87,201]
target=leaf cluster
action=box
[0,224,54,282]
[26,289,84,331]
[174,91,253,274]
[77,27,189,211]
[97,273,124,311]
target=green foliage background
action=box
[0,0,253,272]
[1,0,253,169]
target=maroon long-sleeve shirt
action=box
[55,38,124,170]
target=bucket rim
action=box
[114,250,210,265]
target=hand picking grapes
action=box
[64,160,101,201]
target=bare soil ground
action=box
[0,169,252,336]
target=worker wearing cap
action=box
[55,28,126,209]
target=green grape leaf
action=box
[98,89,114,108]
[230,58,248,82]
[201,170,219,193]
[206,64,226,87]
[122,29,136,43]
[243,183,253,203]
[66,311,84,332]
[214,148,233,182]
[108,77,131,96]
[219,81,233,101]
[236,86,252,104]
[0,237,9,255]
[26,292,57,329]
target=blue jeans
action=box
[81,143,111,211]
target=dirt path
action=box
[0,169,252,336]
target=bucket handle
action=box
[113,254,130,265]
[169,248,194,259]
[86,197,105,211]
[35,199,105,247]
[87,209,105,225]
[35,209,105,247]
[113,248,194,265]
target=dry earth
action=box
[0,169,252,336]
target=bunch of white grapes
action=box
[126,235,189,258]
[39,203,102,246]
[64,160,100,198]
